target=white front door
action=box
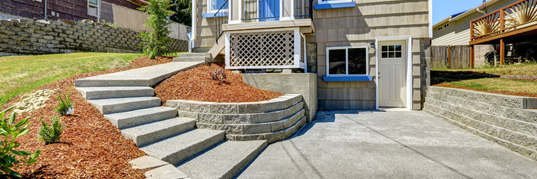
[378,41,406,108]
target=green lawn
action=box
[435,63,537,76]
[0,53,145,106]
[433,63,537,97]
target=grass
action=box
[0,53,145,106]
[437,78,537,96]
[435,63,537,76]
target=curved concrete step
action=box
[88,97,161,114]
[76,86,154,100]
[122,117,197,146]
[141,129,226,165]
[104,106,177,129]
[178,140,267,179]
[227,115,307,143]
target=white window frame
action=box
[318,0,353,4]
[325,46,369,76]
[88,0,100,17]
[208,0,229,13]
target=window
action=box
[326,46,368,75]
[437,27,443,31]
[381,45,402,58]
[88,0,99,17]
[444,23,450,28]
[208,0,228,12]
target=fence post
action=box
[500,39,505,65]
[470,45,474,69]
[447,46,451,69]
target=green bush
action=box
[55,93,73,116]
[39,116,64,145]
[0,107,40,178]
[138,0,174,59]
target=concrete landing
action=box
[75,61,203,87]
[238,110,537,179]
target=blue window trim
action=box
[323,76,373,82]
[202,12,229,18]
[314,2,356,10]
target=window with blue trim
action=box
[209,0,228,12]
[320,0,352,3]
[326,46,368,76]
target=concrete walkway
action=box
[238,110,537,179]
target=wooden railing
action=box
[471,0,537,42]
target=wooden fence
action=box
[431,45,471,69]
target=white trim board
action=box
[375,36,413,111]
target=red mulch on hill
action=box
[1,56,173,178]
[155,64,284,103]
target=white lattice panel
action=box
[229,30,295,68]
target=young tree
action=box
[170,0,192,26]
[139,0,174,59]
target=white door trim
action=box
[375,36,413,111]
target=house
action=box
[0,0,148,23]
[190,0,432,111]
[433,0,536,67]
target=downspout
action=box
[189,0,197,53]
[44,0,47,20]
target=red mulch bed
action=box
[433,83,537,98]
[1,56,174,178]
[155,64,284,103]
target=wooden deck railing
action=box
[471,0,537,42]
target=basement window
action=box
[326,46,369,76]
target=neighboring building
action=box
[432,0,522,67]
[191,0,432,110]
[0,0,148,23]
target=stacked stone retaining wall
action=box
[0,19,188,56]
[166,94,307,143]
[424,86,537,161]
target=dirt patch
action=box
[1,56,173,178]
[433,83,537,98]
[155,64,284,103]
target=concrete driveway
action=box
[237,110,537,179]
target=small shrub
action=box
[55,93,73,116]
[39,116,64,145]
[0,107,41,177]
[138,0,174,59]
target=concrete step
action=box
[122,117,197,147]
[424,104,537,161]
[75,62,203,87]
[424,102,537,152]
[178,140,267,179]
[104,106,177,129]
[173,56,209,62]
[88,97,161,114]
[426,97,537,137]
[178,53,211,58]
[76,86,154,100]
[141,129,226,165]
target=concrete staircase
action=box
[75,61,268,178]
[424,86,537,161]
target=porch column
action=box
[500,39,505,65]
[470,45,474,69]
